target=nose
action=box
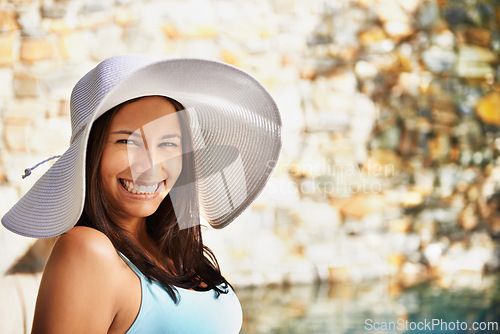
[129,145,165,181]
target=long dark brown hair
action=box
[76,96,230,303]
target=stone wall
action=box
[0,0,499,293]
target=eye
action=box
[117,139,141,146]
[158,141,179,148]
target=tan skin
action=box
[31,97,184,333]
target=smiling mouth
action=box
[119,178,164,195]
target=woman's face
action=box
[100,96,183,223]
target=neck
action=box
[125,217,148,241]
[113,215,172,273]
[114,216,156,251]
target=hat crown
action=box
[69,55,155,143]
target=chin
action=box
[125,203,163,219]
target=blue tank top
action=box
[117,252,243,333]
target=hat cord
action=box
[22,155,62,179]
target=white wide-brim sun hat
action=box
[1,55,282,238]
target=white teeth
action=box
[121,179,159,195]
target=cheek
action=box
[163,156,183,182]
[100,149,130,185]
[172,157,183,178]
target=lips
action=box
[119,178,164,195]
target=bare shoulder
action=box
[45,225,121,277]
[55,225,117,258]
[42,225,123,302]
[32,226,122,333]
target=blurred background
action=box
[0,0,499,333]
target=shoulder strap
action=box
[116,251,145,278]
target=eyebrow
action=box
[160,134,182,140]
[110,130,141,137]
[110,130,182,139]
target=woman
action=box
[2,55,282,333]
